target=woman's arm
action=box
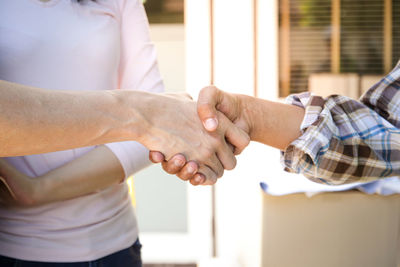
[0,80,144,156]
[1,81,247,184]
[0,145,125,206]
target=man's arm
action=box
[197,86,305,150]
[149,86,303,183]
[195,85,400,185]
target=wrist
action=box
[239,94,258,140]
[106,90,153,146]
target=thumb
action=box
[197,86,221,132]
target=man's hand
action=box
[197,86,252,154]
[198,86,305,150]
[140,92,249,185]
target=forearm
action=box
[37,145,125,204]
[240,95,305,150]
[0,80,149,156]
[1,145,125,206]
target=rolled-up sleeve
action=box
[104,0,164,178]
[281,64,400,185]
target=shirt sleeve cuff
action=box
[104,141,151,180]
[281,93,333,173]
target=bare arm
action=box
[0,146,125,206]
[196,86,304,150]
[0,80,143,156]
[1,81,248,183]
[149,86,303,182]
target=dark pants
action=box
[0,239,142,267]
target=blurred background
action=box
[133,0,400,267]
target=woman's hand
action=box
[0,160,38,207]
[0,176,17,206]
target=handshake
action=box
[143,85,304,186]
[0,85,304,206]
[146,86,252,186]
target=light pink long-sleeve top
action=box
[0,0,163,262]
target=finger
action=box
[225,124,250,155]
[194,165,219,185]
[160,154,187,175]
[197,86,221,131]
[176,161,199,181]
[213,133,237,170]
[227,142,235,153]
[217,112,250,155]
[205,153,224,178]
[216,149,236,171]
[149,151,165,163]
[189,173,206,186]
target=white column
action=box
[186,1,281,266]
[185,0,215,262]
[257,0,279,100]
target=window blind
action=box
[279,0,400,96]
[280,0,332,94]
[340,0,384,74]
[394,1,400,66]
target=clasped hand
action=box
[150,86,251,186]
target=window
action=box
[279,0,400,96]
[144,0,184,24]
[393,0,400,65]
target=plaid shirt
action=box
[282,61,400,185]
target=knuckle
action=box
[214,164,224,178]
[224,157,237,171]
[234,135,250,155]
[201,147,215,161]
[208,176,218,185]
[241,134,251,148]
[197,103,212,117]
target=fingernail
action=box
[187,165,195,174]
[174,159,184,167]
[150,152,162,162]
[194,175,203,184]
[204,118,218,131]
[155,154,163,162]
